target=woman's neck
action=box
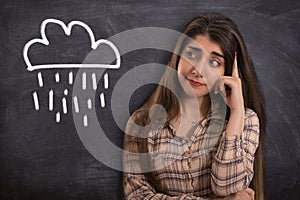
[171,94,210,138]
[180,94,210,121]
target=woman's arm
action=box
[211,109,259,196]
[123,171,209,200]
[211,54,259,196]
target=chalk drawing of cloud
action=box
[23,18,121,72]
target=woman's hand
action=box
[215,53,244,112]
[222,188,255,200]
[215,53,245,136]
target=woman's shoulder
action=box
[245,108,258,119]
[125,109,167,138]
[244,108,260,127]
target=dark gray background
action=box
[0,0,299,199]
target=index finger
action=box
[232,52,239,78]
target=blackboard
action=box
[0,0,299,199]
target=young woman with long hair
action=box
[123,12,266,200]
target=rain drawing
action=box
[23,18,121,126]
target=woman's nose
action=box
[191,67,203,77]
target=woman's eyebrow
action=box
[187,46,203,52]
[187,46,225,59]
[211,51,225,59]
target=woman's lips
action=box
[187,78,206,87]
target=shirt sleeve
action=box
[123,122,209,200]
[211,109,260,196]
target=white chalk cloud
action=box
[23,18,121,71]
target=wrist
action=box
[229,98,244,112]
[225,109,245,136]
[230,106,244,114]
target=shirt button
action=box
[185,173,192,179]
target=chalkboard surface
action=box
[0,0,299,199]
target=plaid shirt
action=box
[123,109,259,199]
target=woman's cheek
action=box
[202,69,219,91]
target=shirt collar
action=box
[168,113,211,138]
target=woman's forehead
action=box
[187,35,223,56]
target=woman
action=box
[123,12,266,200]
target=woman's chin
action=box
[182,88,209,99]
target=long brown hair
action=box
[131,13,267,200]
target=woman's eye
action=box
[209,59,220,67]
[186,51,198,59]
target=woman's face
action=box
[177,35,225,98]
